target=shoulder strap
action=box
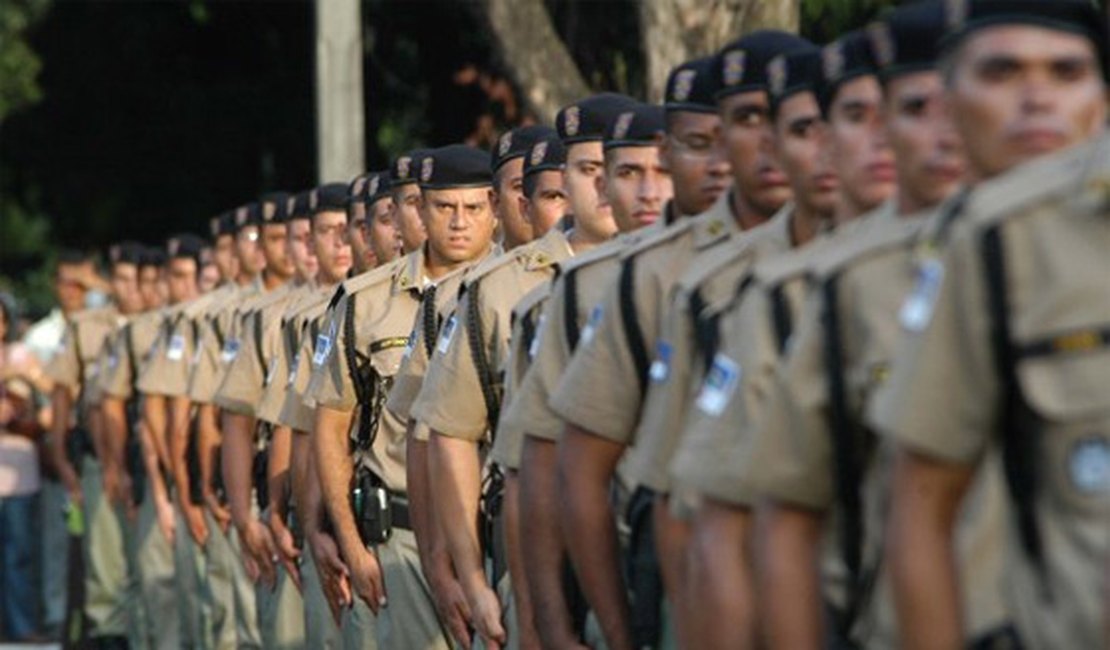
[422,284,440,359]
[618,258,651,396]
[125,322,139,388]
[820,274,867,634]
[982,226,1050,599]
[253,311,266,373]
[465,281,503,431]
[769,283,794,353]
[564,269,582,351]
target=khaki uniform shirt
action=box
[100,308,167,401]
[215,282,306,417]
[412,229,573,443]
[47,306,120,424]
[514,225,662,448]
[623,204,795,493]
[137,292,219,398]
[548,197,738,444]
[255,284,333,427]
[188,279,264,404]
[271,287,337,432]
[490,282,556,470]
[306,250,435,492]
[867,137,1110,649]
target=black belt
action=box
[390,494,412,532]
[969,624,1023,650]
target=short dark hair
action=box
[55,248,90,271]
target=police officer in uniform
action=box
[865,2,1108,648]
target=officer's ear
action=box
[518,194,533,227]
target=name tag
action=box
[220,339,240,363]
[287,353,301,387]
[581,305,603,345]
[107,352,119,371]
[528,314,546,361]
[899,258,944,333]
[264,355,278,387]
[649,340,672,383]
[312,334,332,367]
[437,314,458,355]
[695,353,741,417]
[166,334,186,361]
[402,332,416,360]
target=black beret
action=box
[233,203,262,232]
[523,136,567,178]
[492,124,559,173]
[556,92,639,144]
[166,233,207,265]
[108,241,144,267]
[310,183,351,214]
[259,192,291,225]
[419,144,493,190]
[391,149,433,187]
[140,246,167,269]
[941,0,1106,67]
[768,46,823,114]
[716,31,816,99]
[209,211,236,240]
[604,102,666,150]
[364,171,392,206]
[288,191,313,221]
[665,56,720,114]
[818,31,878,117]
[868,2,946,81]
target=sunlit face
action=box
[598,145,674,233]
[311,211,353,285]
[347,201,375,272]
[884,70,966,214]
[946,25,1106,180]
[773,91,838,219]
[260,223,294,280]
[826,75,897,218]
[661,111,731,216]
[494,157,532,248]
[420,187,498,265]
[364,197,403,266]
[235,226,265,276]
[213,234,237,282]
[563,141,613,240]
[110,262,143,315]
[166,257,199,305]
[718,90,791,217]
[286,218,318,282]
[391,183,428,253]
[519,170,568,236]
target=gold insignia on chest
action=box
[706,220,725,237]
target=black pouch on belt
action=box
[352,467,392,545]
[624,486,663,648]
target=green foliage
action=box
[801,0,899,42]
[0,0,50,123]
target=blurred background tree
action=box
[0,0,897,320]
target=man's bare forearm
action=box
[557,426,632,650]
[221,411,257,530]
[168,396,195,503]
[141,423,170,505]
[405,431,436,570]
[268,424,293,520]
[504,471,541,648]
[142,395,171,471]
[428,432,486,592]
[520,437,578,645]
[101,397,130,473]
[312,407,361,563]
[196,405,220,501]
[688,499,757,649]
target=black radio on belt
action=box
[352,468,392,545]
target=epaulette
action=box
[965,135,1106,229]
[618,214,696,261]
[462,244,521,291]
[71,305,117,326]
[812,203,926,279]
[751,237,826,290]
[343,255,406,299]
[326,283,347,311]
[674,232,762,297]
[558,229,649,276]
[512,281,553,321]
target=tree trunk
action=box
[639,0,799,103]
[478,0,590,124]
